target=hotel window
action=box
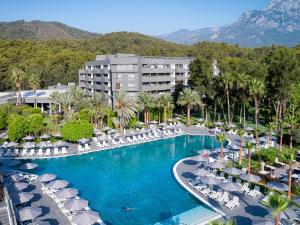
[128,83,135,88]
[117,64,133,70]
[115,74,122,79]
[116,82,121,90]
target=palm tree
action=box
[249,78,265,150]
[222,72,234,125]
[263,192,289,225]
[138,92,154,124]
[236,73,249,127]
[11,68,26,105]
[209,219,235,225]
[177,88,200,126]
[283,152,295,200]
[158,94,173,124]
[285,115,296,149]
[237,129,245,165]
[113,90,137,134]
[28,73,40,108]
[49,91,62,113]
[245,141,253,174]
[216,133,226,162]
[267,122,276,148]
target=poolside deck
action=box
[4,176,71,225]
[174,156,274,225]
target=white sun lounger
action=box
[225,196,240,209]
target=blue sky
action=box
[0,0,270,35]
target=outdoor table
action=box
[274,161,287,168]
[264,165,276,172]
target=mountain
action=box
[159,0,300,47]
[0,20,101,40]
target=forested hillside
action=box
[0,31,299,91]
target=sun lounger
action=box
[62,147,67,154]
[248,186,262,198]
[241,183,250,193]
[218,192,230,204]
[28,149,35,156]
[45,148,51,156]
[21,149,27,156]
[97,142,103,148]
[37,148,43,157]
[78,145,85,152]
[54,148,59,155]
[225,196,240,209]
[103,141,109,147]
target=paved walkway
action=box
[174,156,273,225]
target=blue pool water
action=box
[32,135,220,225]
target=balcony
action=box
[175,68,188,73]
[142,68,173,74]
[175,76,187,81]
[141,84,173,92]
[142,75,173,82]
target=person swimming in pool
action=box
[122,207,135,211]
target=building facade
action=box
[78,54,192,105]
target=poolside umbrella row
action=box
[209,161,225,169]
[219,182,240,192]
[47,180,69,189]
[14,182,29,191]
[266,182,288,192]
[6,141,18,148]
[37,174,56,183]
[11,174,25,182]
[201,176,221,185]
[64,198,88,211]
[19,206,42,222]
[22,142,35,148]
[56,188,78,200]
[193,168,210,177]
[224,167,244,176]
[16,192,35,204]
[240,174,261,183]
[20,163,38,170]
[23,136,35,141]
[71,210,100,225]
[78,138,89,144]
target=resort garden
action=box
[0,45,300,224]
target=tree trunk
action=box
[239,105,242,124]
[205,105,208,122]
[255,96,259,151]
[288,163,292,200]
[187,106,191,126]
[214,103,217,122]
[247,148,251,175]
[158,111,161,124]
[289,128,293,149]
[17,88,22,105]
[34,90,37,108]
[164,107,167,124]
[269,132,272,147]
[144,111,147,124]
[239,137,243,164]
[275,216,279,225]
[219,143,223,162]
[279,125,283,151]
[243,102,246,128]
[226,90,231,125]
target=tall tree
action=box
[177,88,200,126]
[221,72,234,125]
[282,152,295,200]
[245,141,252,175]
[263,192,289,225]
[216,133,226,162]
[28,73,40,108]
[113,90,137,134]
[158,94,173,124]
[249,78,265,150]
[138,92,154,124]
[237,129,245,165]
[11,68,26,106]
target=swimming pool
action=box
[33,135,220,225]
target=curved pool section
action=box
[32,135,220,225]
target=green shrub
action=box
[22,107,41,117]
[8,114,28,142]
[79,109,91,122]
[62,121,93,142]
[128,117,137,128]
[253,147,277,163]
[27,114,44,136]
[0,110,8,130]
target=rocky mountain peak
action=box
[266,0,300,15]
